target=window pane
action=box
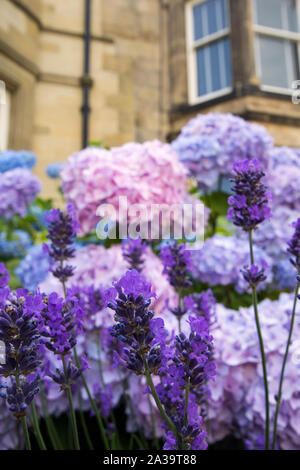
[196,48,207,95]
[257,35,298,88]
[193,0,228,40]
[196,37,232,96]
[286,0,298,32]
[254,0,299,32]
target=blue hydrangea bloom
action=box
[46,162,65,179]
[0,230,32,259]
[15,244,50,291]
[172,113,272,192]
[274,259,297,291]
[0,150,36,173]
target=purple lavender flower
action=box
[44,205,78,284]
[0,375,40,419]
[48,360,84,391]
[227,159,271,231]
[160,241,192,292]
[93,383,113,418]
[0,290,44,378]
[38,291,83,357]
[287,219,300,272]
[122,238,146,272]
[107,270,162,375]
[184,290,216,324]
[241,263,268,289]
[0,281,44,418]
[157,315,215,450]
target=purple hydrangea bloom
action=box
[212,293,300,449]
[269,146,300,169]
[227,159,271,231]
[0,230,32,260]
[274,259,297,291]
[15,244,51,291]
[172,113,272,192]
[0,168,41,219]
[287,218,300,272]
[172,135,221,191]
[190,235,272,293]
[268,164,300,211]
[244,205,297,259]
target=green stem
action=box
[62,356,80,450]
[78,394,94,450]
[147,393,159,450]
[31,402,47,450]
[61,271,109,450]
[97,335,120,449]
[73,347,109,450]
[40,385,62,450]
[249,230,270,450]
[142,356,177,437]
[21,416,31,450]
[272,281,300,450]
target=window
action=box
[0,81,11,151]
[253,0,300,93]
[186,0,232,104]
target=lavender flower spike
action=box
[44,204,79,284]
[122,238,146,272]
[227,159,271,231]
[160,241,192,291]
[241,263,268,289]
[287,218,300,273]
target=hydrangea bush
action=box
[1,114,300,451]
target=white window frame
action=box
[253,0,300,95]
[185,0,232,105]
[0,83,11,151]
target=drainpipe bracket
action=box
[80,74,93,87]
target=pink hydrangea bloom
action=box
[61,141,194,236]
[39,244,178,315]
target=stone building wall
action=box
[0,0,300,202]
[0,0,165,201]
[165,0,300,146]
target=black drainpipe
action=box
[81,0,92,148]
